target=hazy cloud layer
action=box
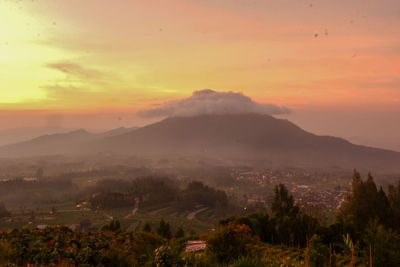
[138,89,291,118]
[46,62,103,79]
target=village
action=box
[231,168,350,211]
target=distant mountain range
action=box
[0,114,399,172]
[0,126,136,157]
[0,127,78,147]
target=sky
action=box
[0,0,399,150]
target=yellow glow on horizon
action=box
[0,1,74,104]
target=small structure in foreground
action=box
[184,240,206,253]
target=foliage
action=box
[220,184,318,248]
[272,183,299,218]
[340,170,391,230]
[363,219,400,267]
[1,171,400,266]
[387,179,400,231]
[154,245,183,267]
[206,222,258,264]
[143,221,152,233]
[307,234,329,267]
[175,226,185,239]
[230,256,265,267]
[0,203,10,218]
[177,181,228,210]
[90,192,134,210]
[0,226,162,266]
[157,219,171,239]
[130,177,178,205]
[0,178,77,206]
[101,219,121,232]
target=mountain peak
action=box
[0,114,399,172]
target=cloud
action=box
[138,89,291,118]
[46,62,103,79]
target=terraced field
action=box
[0,201,215,234]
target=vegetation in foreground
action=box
[0,170,400,266]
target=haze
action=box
[1,0,399,150]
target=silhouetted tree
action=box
[143,222,152,232]
[272,183,299,218]
[206,223,257,264]
[340,170,391,230]
[175,226,185,238]
[363,219,400,267]
[157,219,171,239]
[307,234,329,267]
[0,202,10,218]
[102,219,121,232]
[387,179,400,231]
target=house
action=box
[184,240,206,253]
[37,224,47,230]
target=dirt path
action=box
[124,198,139,219]
[150,206,171,215]
[187,207,209,220]
[103,213,113,220]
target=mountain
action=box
[0,114,399,172]
[91,114,400,171]
[0,127,78,147]
[0,127,137,157]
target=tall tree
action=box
[340,171,391,230]
[157,219,171,239]
[271,183,299,218]
[143,222,152,233]
[387,180,400,231]
[175,226,185,238]
[0,202,10,218]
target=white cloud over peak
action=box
[138,89,291,118]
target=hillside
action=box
[0,127,137,157]
[0,114,399,171]
[93,114,400,171]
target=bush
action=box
[206,223,258,264]
[363,220,400,267]
[231,256,265,267]
[154,245,183,267]
[308,234,329,267]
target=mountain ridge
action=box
[0,114,398,172]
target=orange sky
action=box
[0,0,399,149]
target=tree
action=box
[157,219,172,239]
[178,181,228,210]
[175,226,185,238]
[340,171,391,230]
[206,222,258,264]
[271,183,299,218]
[0,202,10,218]
[387,179,400,231]
[143,222,152,233]
[307,234,329,267]
[363,219,400,267]
[271,184,308,246]
[102,219,121,232]
[154,245,183,267]
[219,212,274,244]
